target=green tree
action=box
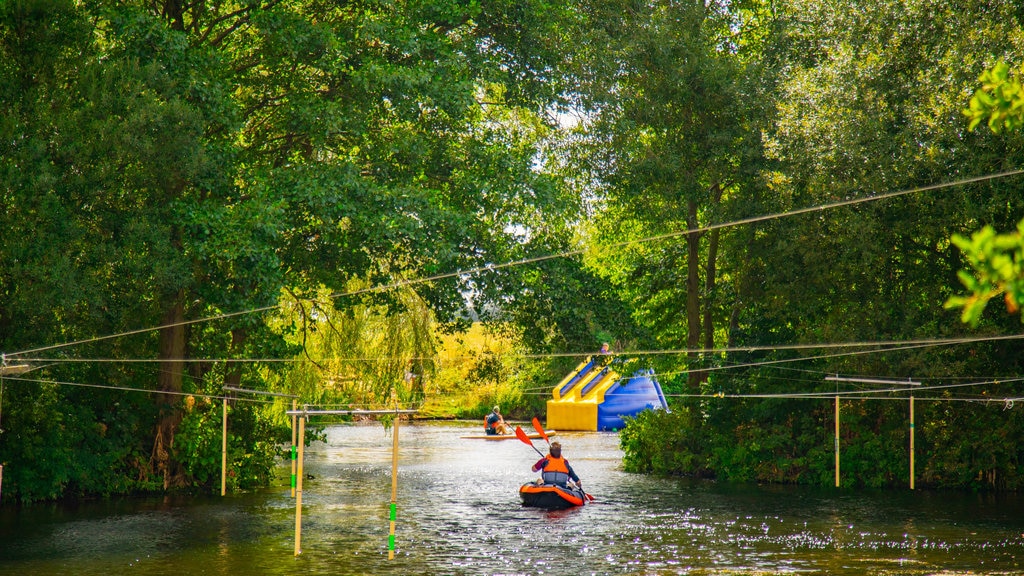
[0,0,582,500]
[620,0,1024,489]
[565,0,774,388]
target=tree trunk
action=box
[697,226,720,387]
[686,198,703,390]
[224,326,248,390]
[153,291,186,489]
[163,0,186,31]
[697,182,724,387]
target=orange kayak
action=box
[519,482,586,509]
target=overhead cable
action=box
[6,168,1021,359]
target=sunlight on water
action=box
[2,422,1024,575]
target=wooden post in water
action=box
[221,397,228,496]
[834,395,840,488]
[389,409,399,560]
[909,395,915,490]
[291,399,297,498]
[294,413,306,556]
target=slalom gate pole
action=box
[389,408,400,560]
[910,395,915,490]
[291,399,297,498]
[221,397,228,496]
[294,413,306,556]
[834,396,840,488]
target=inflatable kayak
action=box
[519,482,586,509]
[460,430,557,440]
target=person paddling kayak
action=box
[531,441,581,489]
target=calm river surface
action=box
[2,421,1024,575]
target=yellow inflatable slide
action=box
[547,358,667,431]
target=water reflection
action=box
[2,422,1024,575]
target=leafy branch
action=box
[965,61,1024,133]
[948,61,1024,324]
[946,221,1024,326]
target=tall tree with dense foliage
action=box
[563,0,775,387]
[619,0,1024,489]
[0,0,582,501]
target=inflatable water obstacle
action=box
[546,358,668,431]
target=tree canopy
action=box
[4,0,1024,501]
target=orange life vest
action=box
[484,413,500,434]
[541,455,571,486]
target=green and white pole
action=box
[290,399,297,498]
[389,407,400,560]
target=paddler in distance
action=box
[484,405,511,435]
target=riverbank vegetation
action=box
[3,0,1024,502]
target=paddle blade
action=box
[516,426,546,457]
[514,426,533,446]
[531,417,550,444]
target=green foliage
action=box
[950,56,1024,328]
[965,61,1024,133]
[173,400,224,489]
[619,407,712,477]
[1,381,163,502]
[415,322,546,421]
[946,220,1024,326]
[0,0,581,502]
[267,282,438,408]
[173,399,289,491]
[6,0,1024,503]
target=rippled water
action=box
[2,422,1024,575]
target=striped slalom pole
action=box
[221,397,228,496]
[290,399,297,498]
[834,395,840,488]
[294,414,305,556]
[388,410,399,560]
[910,395,915,490]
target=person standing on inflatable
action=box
[531,441,581,488]
[484,406,511,435]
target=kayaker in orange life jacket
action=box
[531,441,581,488]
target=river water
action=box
[2,421,1024,575]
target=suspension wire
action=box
[711,376,1024,399]
[13,357,306,364]
[14,332,1024,368]
[312,401,423,411]
[523,371,1024,398]
[0,375,275,405]
[653,393,1019,404]
[7,351,1024,407]
[5,168,1022,360]
[10,332,1024,402]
